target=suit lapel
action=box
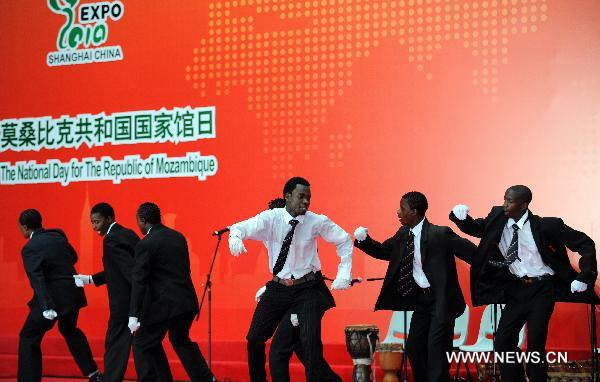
[489,210,507,245]
[420,219,429,265]
[388,228,409,280]
[528,211,543,253]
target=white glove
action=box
[290,313,299,327]
[42,309,57,320]
[330,277,351,291]
[571,280,588,293]
[255,286,267,302]
[73,274,93,287]
[128,317,141,333]
[228,236,247,257]
[354,226,368,242]
[452,204,470,221]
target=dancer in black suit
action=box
[354,192,476,382]
[450,185,597,382]
[228,177,353,382]
[74,202,149,382]
[128,202,216,382]
[17,209,102,382]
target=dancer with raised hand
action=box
[450,185,597,382]
[354,192,476,382]
[228,177,352,382]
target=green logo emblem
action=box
[47,0,124,66]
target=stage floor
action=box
[0,380,153,382]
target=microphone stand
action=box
[492,304,499,382]
[198,231,224,368]
[400,310,409,382]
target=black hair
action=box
[137,202,161,224]
[283,177,310,197]
[402,191,429,217]
[507,185,533,204]
[19,209,42,230]
[91,202,115,219]
[268,198,286,209]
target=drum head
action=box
[344,324,379,332]
[345,325,380,360]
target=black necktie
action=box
[397,230,416,296]
[272,219,299,276]
[490,223,522,267]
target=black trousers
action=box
[132,311,214,382]
[269,308,342,382]
[18,308,98,382]
[247,279,330,382]
[102,318,132,382]
[405,291,454,382]
[495,277,555,382]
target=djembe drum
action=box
[376,342,404,382]
[345,325,379,382]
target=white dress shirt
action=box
[498,211,554,277]
[410,218,431,288]
[229,207,352,280]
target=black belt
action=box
[517,274,552,284]
[273,271,319,286]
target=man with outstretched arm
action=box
[228,177,352,382]
[354,192,476,382]
[450,185,597,382]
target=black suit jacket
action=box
[21,228,87,315]
[355,219,476,322]
[92,223,140,321]
[129,224,199,325]
[450,206,598,306]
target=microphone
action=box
[212,227,230,236]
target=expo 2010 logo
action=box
[46,0,124,67]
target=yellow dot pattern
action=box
[185,0,548,178]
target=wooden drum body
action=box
[345,325,379,382]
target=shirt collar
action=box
[283,208,305,225]
[106,222,117,236]
[410,218,425,237]
[507,210,529,229]
[29,228,42,239]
